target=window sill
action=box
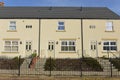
[102,51,117,53]
[56,30,66,32]
[7,30,17,32]
[59,51,76,53]
[105,30,115,32]
[2,52,19,53]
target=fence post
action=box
[49,56,51,76]
[110,58,112,77]
[18,56,21,76]
[80,58,82,77]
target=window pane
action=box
[59,22,64,25]
[61,46,68,51]
[91,45,93,50]
[29,45,31,50]
[104,42,109,45]
[26,45,28,50]
[103,46,109,50]
[12,46,18,52]
[107,22,113,26]
[12,41,18,45]
[110,42,116,45]
[69,41,74,45]
[110,46,117,51]
[10,26,16,30]
[5,41,11,45]
[61,46,64,51]
[106,26,112,31]
[10,21,16,26]
[94,45,96,50]
[58,26,64,30]
[51,45,54,50]
[5,46,11,51]
[62,41,67,45]
[69,46,75,51]
[26,42,28,45]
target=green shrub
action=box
[83,58,103,71]
[110,58,120,71]
[29,53,37,58]
[0,56,24,69]
[44,58,56,71]
[44,58,103,71]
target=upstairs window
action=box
[58,21,65,31]
[9,21,16,30]
[106,21,113,31]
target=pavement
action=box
[0,75,120,80]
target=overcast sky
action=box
[2,0,120,15]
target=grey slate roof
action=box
[0,7,119,19]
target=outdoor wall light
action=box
[56,41,58,44]
[20,41,22,44]
[98,42,101,45]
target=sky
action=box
[1,0,120,15]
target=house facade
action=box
[0,7,120,58]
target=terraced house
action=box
[0,5,120,58]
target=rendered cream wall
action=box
[0,19,119,58]
[40,19,82,58]
[83,19,120,58]
[0,19,39,58]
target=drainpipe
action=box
[38,19,41,57]
[81,19,84,58]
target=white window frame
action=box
[58,21,65,31]
[90,41,96,50]
[4,40,19,52]
[26,41,32,51]
[48,41,54,51]
[103,40,117,52]
[106,21,113,31]
[61,40,76,52]
[9,21,16,30]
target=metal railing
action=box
[0,56,119,77]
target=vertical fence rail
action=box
[18,56,20,76]
[80,58,82,77]
[49,57,51,76]
[110,58,113,77]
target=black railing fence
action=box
[0,56,119,77]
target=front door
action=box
[48,41,55,58]
[90,41,98,57]
[25,41,32,57]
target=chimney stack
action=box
[0,2,4,7]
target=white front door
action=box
[90,41,98,58]
[25,41,32,57]
[47,41,55,58]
